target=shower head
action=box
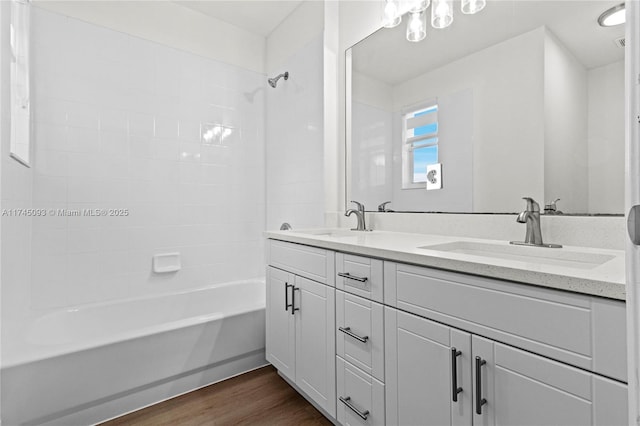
[268,71,289,88]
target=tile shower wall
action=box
[266,34,324,231]
[29,7,265,309]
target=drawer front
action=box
[268,239,335,285]
[336,252,383,302]
[391,262,627,382]
[336,290,384,381]
[337,356,385,426]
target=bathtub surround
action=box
[2,4,270,425]
[27,6,265,310]
[265,1,325,231]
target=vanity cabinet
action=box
[385,307,628,426]
[472,335,628,426]
[385,308,473,426]
[266,241,336,418]
[265,238,628,425]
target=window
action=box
[402,103,438,189]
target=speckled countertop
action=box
[265,228,626,301]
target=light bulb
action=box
[431,0,453,29]
[409,0,430,13]
[461,0,485,15]
[406,11,426,42]
[383,0,402,28]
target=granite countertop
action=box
[264,228,626,301]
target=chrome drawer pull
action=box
[339,396,369,420]
[338,272,368,282]
[339,326,369,343]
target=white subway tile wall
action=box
[266,35,325,231]
[28,7,266,309]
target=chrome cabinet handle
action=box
[451,347,462,402]
[338,272,368,283]
[338,326,369,343]
[285,283,292,312]
[475,356,487,415]
[291,286,300,315]
[339,396,369,420]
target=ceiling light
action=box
[383,0,402,28]
[409,0,430,13]
[407,11,427,42]
[431,0,453,29]
[598,3,625,27]
[461,0,486,15]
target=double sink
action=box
[291,229,615,270]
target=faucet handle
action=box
[378,201,391,212]
[350,200,365,212]
[521,197,540,212]
[544,198,560,211]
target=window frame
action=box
[401,101,439,189]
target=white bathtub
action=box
[1,279,267,426]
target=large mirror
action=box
[347,0,625,215]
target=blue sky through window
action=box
[413,145,438,183]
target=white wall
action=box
[266,0,324,75]
[33,0,265,74]
[588,60,625,214]
[265,34,325,230]
[265,4,324,231]
[1,0,34,351]
[351,71,393,209]
[544,30,588,214]
[21,6,266,312]
[351,27,546,213]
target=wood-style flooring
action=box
[100,366,333,426]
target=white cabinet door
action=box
[265,267,296,381]
[472,335,628,426]
[295,275,336,417]
[385,307,472,426]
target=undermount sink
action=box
[418,241,615,270]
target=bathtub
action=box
[1,279,267,426]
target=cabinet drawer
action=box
[336,252,383,302]
[267,240,335,285]
[337,356,385,426]
[336,290,384,381]
[387,262,627,382]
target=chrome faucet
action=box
[345,200,370,231]
[378,201,393,212]
[511,197,561,248]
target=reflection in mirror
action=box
[10,0,31,167]
[347,0,624,215]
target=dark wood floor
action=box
[100,366,333,426]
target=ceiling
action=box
[174,0,304,37]
[353,0,626,85]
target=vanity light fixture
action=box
[387,0,485,42]
[431,0,454,29]
[407,10,427,42]
[598,3,625,27]
[409,0,430,13]
[461,0,486,15]
[383,0,402,28]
